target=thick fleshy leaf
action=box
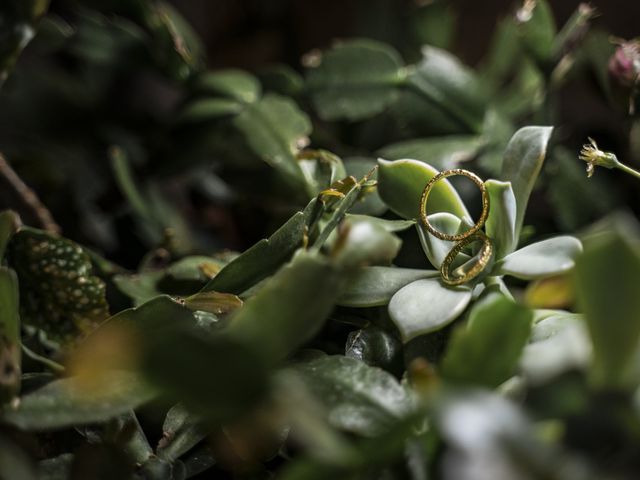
[332,220,402,269]
[441,294,532,388]
[290,355,413,436]
[484,180,517,258]
[202,201,316,295]
[377,135,484,170]
[496,236,582,280]
[228,250,342,363]
[0,267,20,403]
[406,46,486,133]
[520,314,591,384]
[389,278,472,342]
[415,213,471,268]
[500,126,553,241]
[574,228,640,389]
[0,372,154,430]
[338,266,437,307]
[377,159,469,220]
[306,39,406,121]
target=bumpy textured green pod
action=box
[8,227,109,345]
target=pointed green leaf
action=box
[500,126,553,237]
[441,294,533,388]
[485,180,517,257]
[377,135,484,169]
[377,159,469,220]
[415,213,471,268]
[497,236,582,280]
[389,278,472,342]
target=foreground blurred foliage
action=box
[1,0,640,479]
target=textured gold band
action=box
[440,231,494,286]
[419,169,490,242]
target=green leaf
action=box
[0,267,20,403]
[233,94,310,186]
[338,267,437,307]
[306,39,406,121]
[377,135,484,170]
[345,215,415,232]
[344,158,387,216]
[441,294,533,388]
[157,404,209,462]
[8,227,110,344]
[0,372,154,430]
[574,228,640,389]
[485,180,517,258]
[377,159,469,220]
[500,126,553,241]
[0,433,36,480]
[388,278,472,342]
[406,46,486,132]
[191,69,261,103]
[178,98,245,123]
[228,250,342,364]
[331,219,402,269]
[415,213,471,268]
[497,236,582,280]
[520,314,590,384]
[202,201,315,295]
[112,271,163,307]
[517,0,556,63]
[0,210,20,260]
[290,355,413,436]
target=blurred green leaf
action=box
[113,271,163,306]
[378,135,484,170]
[331,219,402,269]
[441,294,532,388]
[233,94,310,187]
[192,69,261,103]
[290,355,413,436]
[574,227,640,389]
[343,158,387,216]
[517,0,556,63]
[345,215,415,232]
[406,46,486,133]
[485,180,517,259]
[0,267,20,403]
[500,126,553,246]
[259,65,304,97]
[377,159,469,220]
[389,278,472,342]
[496,236,582,280]
[228,250,342,364]
[338,266,437,307]
[0,433,36,480]
[157,403,208,462]
[0,372,154,430]
[306,39,406,121]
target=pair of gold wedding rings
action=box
[419,169,493,286]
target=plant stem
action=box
[0,153,60,233]
[616,162,640,180]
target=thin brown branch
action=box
[0,153,60,233]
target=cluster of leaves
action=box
[1,1,640,479]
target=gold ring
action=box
[419,169,490,242]
[440,231,493,286]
